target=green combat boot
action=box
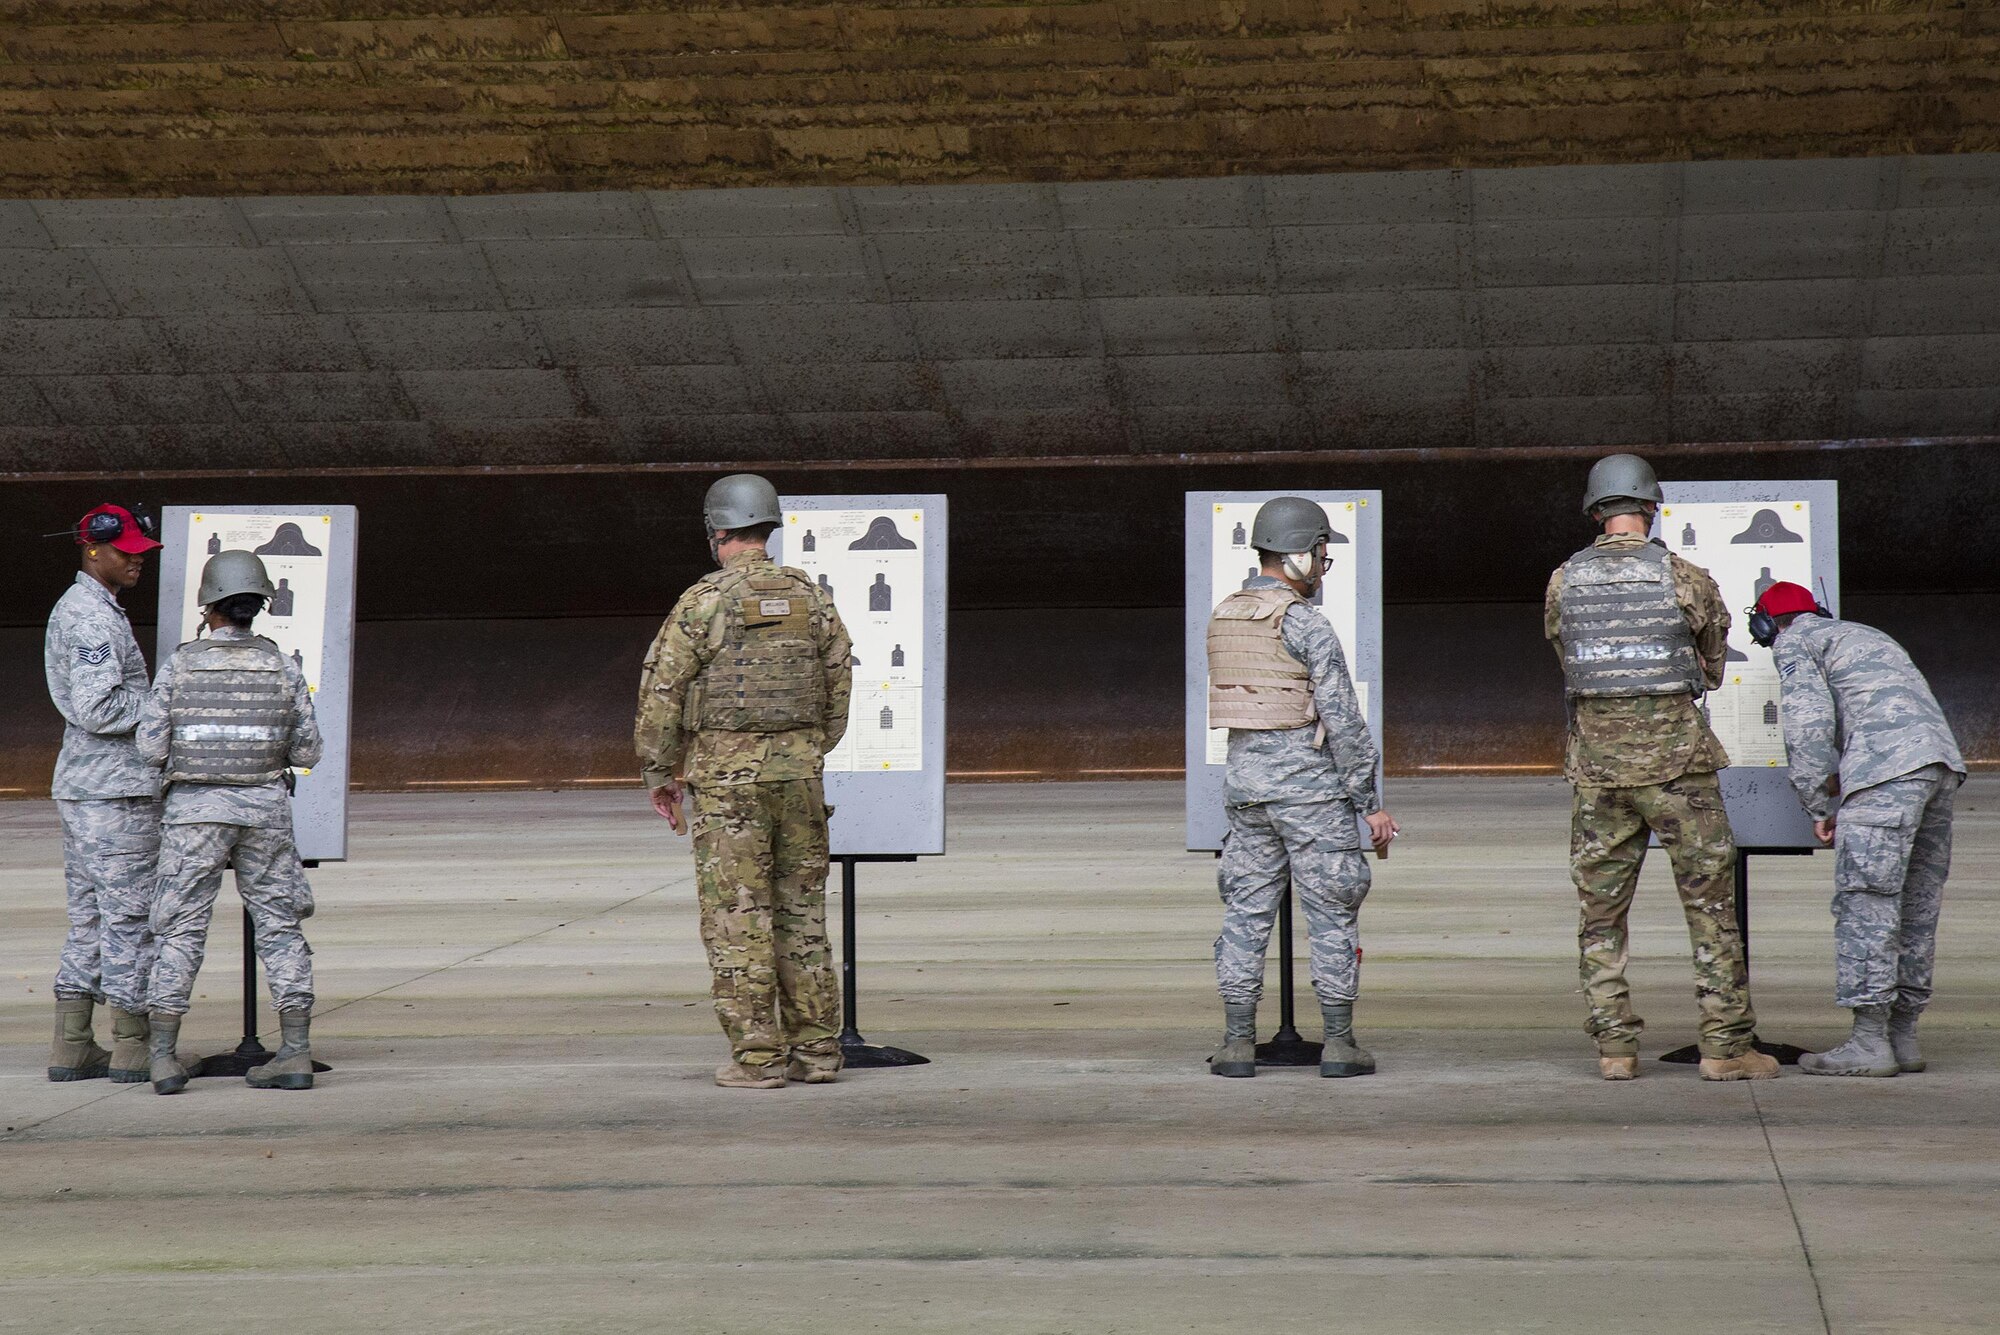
[1889,1004,1925,1073]
[107,1007,150,1084]
[148,1014,194,1095]
[1211,1002,1257,1078]
[1319,1001,1377,1078]
[1799,1005,1899,1077]
[786,1041,843,1085]
[246,1010,315,1090]
[48,998,110,1082]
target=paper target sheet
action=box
[1203,500,1365,765]
[1658,499,1817,769]
[781,507,926,772]
[179,511,332,690]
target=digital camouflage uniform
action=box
[44,571,163,1012]
[636,549,853,1071]
[1773,616,1964,1012]
[1215,577,1382,1007]
[137,625,323,1017]
[1545,534,1756,1059]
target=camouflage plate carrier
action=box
[163,636,292,786]
[692,564,826,732]
[1557,542,1701,699]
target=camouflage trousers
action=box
[1216,798,1372,1005]
[53,797,162,1011]
[1572,772,1755,1059]
[689,778,840,1069]
[146,822,315,1017]
[1830,763,1956,1011]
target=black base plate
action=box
[194,1047,333,1078]
[1657,1035,1807,1066]
[1254,1035,1325,1067]
[840,1038,929,1069]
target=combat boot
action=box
[1318,1001,1376,1078]
[715,1060,787,1089]
[1699,1048,1781,1081]
[107,1007,150,1084]
[148,1014,194,1095]
[1798,1006,1899,1077]
[1888,1004,1925,1073]
[245,1010,315,1091]
[48,998,110,1082]
[1598,1056,1639,1081]
[785,1041,842,1085]
[1210,1002,1257,1078]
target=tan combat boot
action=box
[1599,1056,1639,1081]
[1700,1048,1781,1081]
[786,1041,843,1085]
[715,1060,787,1089]
[107,1007,151,1083]
[245,1010,315,1091]
[148,1013,195,1095]
[48,998,110,1082]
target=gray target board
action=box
[770,494,946,857]
[1184,491,1384,851]
[1654,480,1840,851]
[155,505,359,862]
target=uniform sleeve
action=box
[286,664,324,770]
[1284,606,1381,815]
[1543,567,1565,661]
[58,616,147,736]
[135,659,174,769]
[1775,637,1839,820]
[818,596,854,753]
[634,588,712,789]
[1674,557,1732,690]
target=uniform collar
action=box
[1243,574,1286,589]
[1592,532,1653,549]
[73,569,129,616]
[722,549,773,571]
[208,624,257,641]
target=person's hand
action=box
[650,780,686,835]
[1813,817,1835,847]
[1365,810,1399,857]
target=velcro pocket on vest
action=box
[1212,601,1279,622]
[738,596,808,636]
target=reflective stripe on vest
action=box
[163,637,293,785]
[1206,585,1316,731]
[693,564,826,733]
[1557,542,1702,698]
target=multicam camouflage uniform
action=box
[636,549,853,1071]
[1773,616,1965,1012]
[1545,533,1756,1060]
[44,571,163,1012]
[136,625,322,1017]
[1215,577,1381,1007]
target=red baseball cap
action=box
[78,504,161,554]
[1754,581,1818,617]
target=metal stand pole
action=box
[836,855,928,1069]
[1659,848,1809,1066]
[1255,884,1323,1066]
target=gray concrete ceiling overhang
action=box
[2,153,1998,475]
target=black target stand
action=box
[1658,847,1811,1066]
[836,854,928,1068]
[194,861,332,1078]
[1256,884,1323,1066]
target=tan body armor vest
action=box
[164,636,293,785]
[1206,585,1315,731]
[691,563,826,732]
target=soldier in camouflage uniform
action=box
[636,474,853,1090]
[138,550,323,1095]
[1753,582,1966,1077]
[1206,497,1398,1081]
[42,504,165,1083]
[1546,455,1777,1082]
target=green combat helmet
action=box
[196,550,275,606]
[702,473,782,535]
[1249,496,1334,553]
[1580,454,1663,518]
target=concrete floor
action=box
[1,778,1995,1334]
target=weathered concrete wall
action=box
[2,2,1996,198]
